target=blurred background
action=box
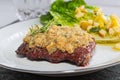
[0,0,120,27]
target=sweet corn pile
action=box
[75,5,120,50]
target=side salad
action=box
[38,0,120,50]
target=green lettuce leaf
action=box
[40,0,86,27]
[40,12,53,25]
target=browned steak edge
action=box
[16,41,95,66]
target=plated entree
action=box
[40,0,120,49]
[16,0,120,66]
[16,25,95,66]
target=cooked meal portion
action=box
[75,5,120,44]
[40,0,120,50]
[16,0,120,66]
[16,25,95,66]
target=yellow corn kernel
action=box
[95,13,107,28]
[109,28,115,36]
[106,21,112,29]
[80,6,88,13]
[75,12,84,18]
[80,21,92,30]
[75,5,85,13]
[113,43,120,50]
[110,14,120,27]
[88,20,93,24]
[79,5,85,10]
[99,29,107,37]
[93,22,99,27]
[113,27,120,34]
[99,20,104,28]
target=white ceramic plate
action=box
[0,18,120,76]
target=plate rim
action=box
[0,57,120,75]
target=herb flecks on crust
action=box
[24,25,94,54]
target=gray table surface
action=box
[0,64,120,80]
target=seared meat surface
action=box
[16,41,95,66]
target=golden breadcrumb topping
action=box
[24,25,94,54]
